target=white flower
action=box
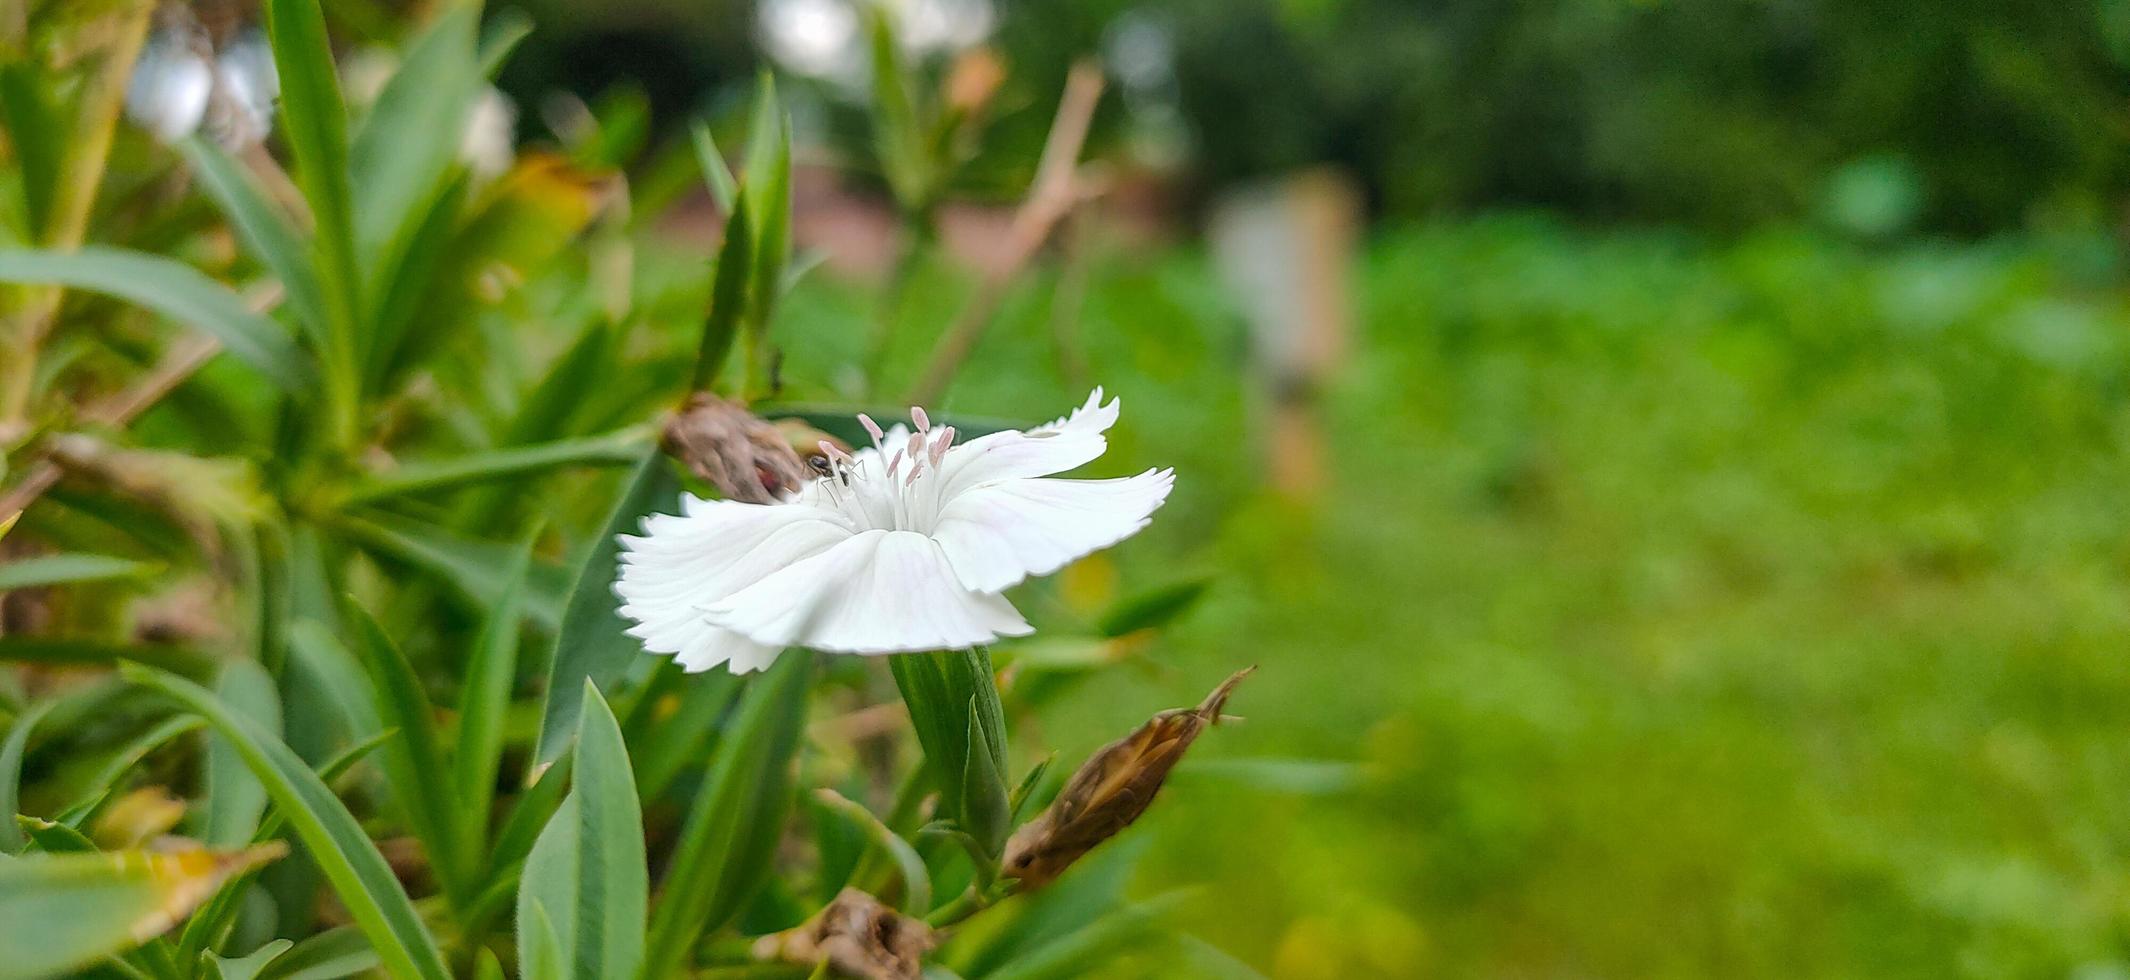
[125,25,278,149]
[614,389,1174,673]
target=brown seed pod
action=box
[1001,666,1255,890]
[752,888,935,980]
[662,393,811,503]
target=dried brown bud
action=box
[1002,666,1254,890]
[752,888,936,980]
[663,394,811,503]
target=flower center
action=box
[808,408,959,533]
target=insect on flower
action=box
[614,389,1174,673]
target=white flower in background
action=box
[759,0,994,86]
[460,87,520,182]
[126,22,278,149]
[126,23,213,143]
[615,389,1174,673]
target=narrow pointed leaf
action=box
[350,3,479,272]
[689,122,738,214]
[455,532,533,852]
[0,553,156,591]
[640,652,814,980]
[692,188,752,391]
[253,926,378,980]
[343,429,650,503]
[0,699,57,853]
[121,664,452,980]
[204,938,294,980]
[0,248,309,392]
[890,648,1008,855]
[182,137,328,347]
[345,602,467,901]
[519,684,647,980]
[263,0,363,397]
[201,659,278,847]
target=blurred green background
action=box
[472,0,2130,974]
[27,0,2130,975]
[647,1,2130,975]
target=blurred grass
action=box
[762,214,2130,977]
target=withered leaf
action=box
[1002,666,1254,890]
[752,887,936,980]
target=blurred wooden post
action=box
[1208,169,1359,500]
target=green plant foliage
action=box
[0,4,1238,977]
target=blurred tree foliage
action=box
[475,0,2130,232]
[1138,0,2130,233]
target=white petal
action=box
[613,494,854,673]
[703,529,1032,654]
[933,388,1118,501]
[932,468,1174,593]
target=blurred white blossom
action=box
[759,0,994,87]
[126,19,277,148]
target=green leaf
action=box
[364,173,469,393]
[640,652,814,980]
[960,696,1010,859]
[0,845,286,980]
[204,938,294,980]
[253,926,378,980]
[121,664,453,980]
[263,0,363,429]
[182,137,329,349]
[343,429,651,504]
[981,893,1190,980]
[531,450,682,771]
[0,698,56,853]
[335,514,567,630]
[1096,579,1211,638]
[691,184,753,391]
[477,10,535,77]
[0,553,156,591]
[349,3,479,278]
[56,715,207,827]
[742,77,791,316]
[284,622,383,745]
[0,247,311,393]
[520,902,566,980]
[625,664,741,802]
[518,684,647,980]
[811,789,930,914]
[0,65,60,240]
[0,637,216,677]
[889,648,1010,856]
[867,9,929,210]
[175,729,395,966]
[201,659,279,847]
[455,531,533,854]
[345,602,468,903]
[18,814,96,853]
[689,122,739,214]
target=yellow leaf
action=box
[0,842,287,980]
